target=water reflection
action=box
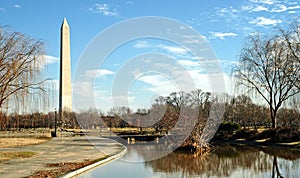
[80,143,300,178]
[145,144,300,177]
[145,145,300,177]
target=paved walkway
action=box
[0,136,125,178]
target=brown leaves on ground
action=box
[27,156,110,178]
[26,161,94,178]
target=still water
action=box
[79,142,300,178]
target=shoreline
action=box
[212,139,300,150]
[62,137,127,178]
[1,131,299,177]
[62,136,300,178]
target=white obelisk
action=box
[59,18,72,114]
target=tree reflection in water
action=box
[142,144,300,177]
[272,156,283,178]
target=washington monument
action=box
[59,18,73,113]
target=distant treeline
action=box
[0,90,299,131]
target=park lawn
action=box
[0,137,51,148]
[0,151,37,162]
[0,138,49,162]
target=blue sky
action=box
[1,0,299,112]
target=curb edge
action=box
[61,139,127,178]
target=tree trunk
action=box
[270,106,277,129]
[272,117,277,129]
[0,114,2,131]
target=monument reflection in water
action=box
[80,143,300,178]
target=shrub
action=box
[232,129,257,140]
[218,122,241,132]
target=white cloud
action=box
[133,40,206,56]
[177,59,202,69]
[250,16,282,26]
[215,6,239,20]
[217,7,238,14]
[134,41,150,48]
[44,55,59,64]
[191,56,204,60]
[245,1,300,13]
[253,5,269,12]
[73,59,232,111]
[89,3,118,16]
[289,2,298,5]
[241,5,253,11]
[73,81,111,111]
[134,59,228,96]
[210,32,238,40]
[73,83,93,111]
[186,70,212,92]
[182,35,207,44]
[249,0,275,5]
[133,41,189,55]
[85,69,114,78]
[183,39,202,44]
[14,4,21,8]
[262,0,276,4]
[136,70,231,96]
[93,89,137,111]
[138,75,167,85]
[73,81,93,97]
[157,44,188,55]
[36,55,59,69]
[137,75,178,96]
[270,4,288,12]
[44,79,59,91]
[288,5,300,10]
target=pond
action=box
[79,141,300,178]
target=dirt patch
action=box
[0,137,51,148]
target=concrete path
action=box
[0,137,125,178]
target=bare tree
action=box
[234,30,300,128]
[0,27,46,111]
[279,22,300,91]
[165,91,193,112]
[234,95,253,129]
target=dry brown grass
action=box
[0,137,51,148]
[0,152,37,162]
